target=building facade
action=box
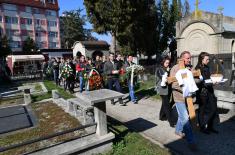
[0,0,60,52]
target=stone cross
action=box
[167,59,201,127]
[194,0,202,19]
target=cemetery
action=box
[0,0,235,155]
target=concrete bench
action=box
[67,98,94,125]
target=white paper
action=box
[205,79,228,84]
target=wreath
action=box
[86,69,103,91]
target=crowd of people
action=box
[156,51,219,151]
[42,53,138,105]
[42,50,220,151]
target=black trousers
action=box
[198,91,218,129]
[64,76,74,93]
[159,95,172,124]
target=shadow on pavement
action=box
[165,115,235,155]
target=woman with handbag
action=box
[195,52,219,134]
[156,57,174,127]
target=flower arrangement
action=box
[61,65,74,79]
[126,64,144,74]
[86,69,103,91]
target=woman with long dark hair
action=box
[156,57,174,127]
[195,52,219,134]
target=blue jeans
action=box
[107,78,122,93]
[107,78,123,104]
[79,76,84,92]
[128,81,137,102]
[175,102,195,144]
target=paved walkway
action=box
[106,96,235,155]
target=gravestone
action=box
[0,106,35,134]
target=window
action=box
[48,31,58,38]
[36,41,46,48]
[20,18,32,25]
[25,7,32,13]
[47,0,56,4]
[6,29,20,36]
[10,41,21,48]
[5,16,11,23]
[26,18,32,25]
[35,19,41,26]
[12,17,18,24]
[47,21,57,27]
[33,8,40,14]
[46,10,56,16]
[5,16,18,24]
[49,42,57,48]
[35,31,41,37]
[3,4,17,11]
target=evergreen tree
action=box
[60,9,96,49]
[178,0,183,18]
[0,36,12,83]
[159,0,170,52]
[117,0,158,57]
[84,0,133,53]
[183,0,190,17]
[22,37,38,53]
[169,0,181,35]
[0,35,11,58]
[84,0,158,57]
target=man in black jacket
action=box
[103,53,123,105]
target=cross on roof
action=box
[195,0,201,11]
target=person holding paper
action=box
[195,52,219,134]
[156,57,174,127]
[170,51,197,151]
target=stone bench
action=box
[67,98,94,125]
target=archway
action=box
[92,50,103,61]
[179,22,216,66]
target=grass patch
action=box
[0,102,83,155]
[34,83,42,92]
[0,96,24,107]
[135,75,160,100]
[106,117,170,155]
[31,80,74,102]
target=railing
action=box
[11,70,43,81]
[0,123,97,153]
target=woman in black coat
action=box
[156,57,174,127]
[195,52,219,134]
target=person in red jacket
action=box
[76,55,87,93]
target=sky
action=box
[58,0,235,44]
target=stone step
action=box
[214,90,235,103]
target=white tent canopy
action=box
[9,55,45,63]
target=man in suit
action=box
[103,53,123,105]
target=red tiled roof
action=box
[0,0,59,10]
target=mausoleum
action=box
[176,11,235,69]
[72,41,110,60]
